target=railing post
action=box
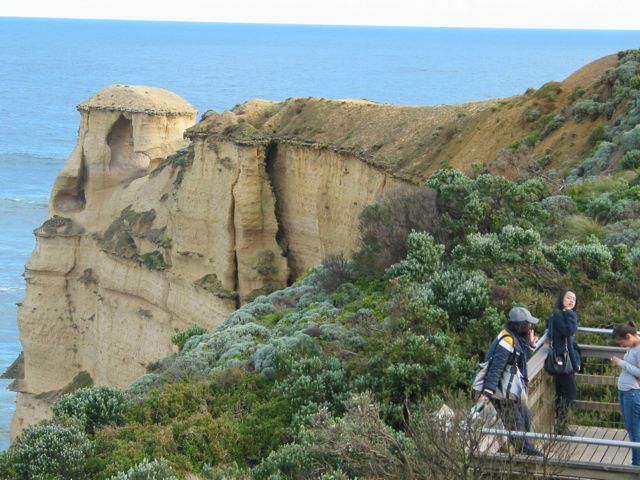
[527,334,557,433]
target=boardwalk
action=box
[565,425,631,466]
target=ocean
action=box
[0,16,639,450]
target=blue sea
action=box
[0,16,639,450]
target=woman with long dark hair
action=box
[548,289,581,434]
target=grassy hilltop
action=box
[3,49,640,479]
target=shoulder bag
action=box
[544,313,574,376]
[472,334,527,403]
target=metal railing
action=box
[480,326,640,478]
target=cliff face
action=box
[9,87,407,437]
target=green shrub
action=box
[53,385,129,434]
[608,199,640,222]
[252,441,318,480]
[588,124,607,145]
[425,170,546,242]
[497,225,544,265]
[612,244,633,273]
[622,150,640,169]
[570,240,613,279]
[541,195,577,215]
[573,99,601,121]
[566,176,628,210]
[606,220,640,250]
[11,422,93,480]
[171,324,207,351]
[385,231,444,282]
[539,114,565,138]
[0,449,15,479]
[622,125,640,152]
[543,240,578,273]
[360,333,471,427]
[585,195,614,222]
[110,458,177,480]
[429,268,489,327]
[273,353,350,415]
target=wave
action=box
[0,197,48,207]
[0,152,66,162]
[0,287,23,293]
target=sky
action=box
[2,0,640,30]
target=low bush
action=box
[385,231,444,283]
[10,422,93,480]
[171,324,207,352]
[110,458,177,480]
[622,150,640,169]
[53,385,129,434]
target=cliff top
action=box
[186,53,620,182]
[77,84,197,116]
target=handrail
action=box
[479,427,640,449]
[578,326,640,335]
[578,326,616,335]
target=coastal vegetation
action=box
[2,49,640,479]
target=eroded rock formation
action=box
[9,87,409,437]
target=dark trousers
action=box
[554,373,576,431]
[493,399,535,450]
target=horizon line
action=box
[3,15,640,32]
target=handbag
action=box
[544,314,574,376]
[472,334,527,403]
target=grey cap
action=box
[508,306,539,324]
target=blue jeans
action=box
[619,389,640,466]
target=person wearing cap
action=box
[478,306,542,456]
[548,289,581,435]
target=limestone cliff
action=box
[8,87,408,437]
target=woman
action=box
[479,306,542,456]
[548,289,581,435]
[611,321,640,466]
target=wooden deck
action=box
[562,425,631,466]
[482,426,640,479]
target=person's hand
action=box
[529,329,539,348]
[612,356,622,366]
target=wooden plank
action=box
[591,427,619,464]
[483,452,640,480]
[578,426,601,463]
[576,373,618,386]
[601,428,627,464]
[612,429,631,466]
[563,426,588,462]
[574,400,620,413]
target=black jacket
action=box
[482,328,530,398]
[549,308,581,373]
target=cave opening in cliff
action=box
[53,152,87,213]
[107,115,148,182]
[264,141,293,286]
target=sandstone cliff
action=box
[8,53,618,437]
[8,87,408,437]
